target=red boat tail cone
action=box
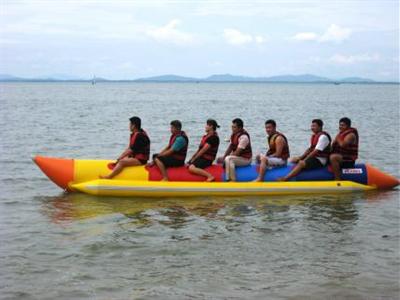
[366,164,400,189]
[33,156,74,190]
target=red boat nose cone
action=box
[33,156,74,190]
[366,164,400,189]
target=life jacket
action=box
[129,129,150,161]
[266,131,290,160]
[230,129,252,159]
[199,132,220,162]
[332,127,359,161]
[168,130,189,162]
[307,131,332,158]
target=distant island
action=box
[0,73,397,83]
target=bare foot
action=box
[277,177,286,182]
[206,176,215,182]
[161,177,168,181]
[99,175,111,179]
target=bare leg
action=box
[188,164,215,181]
[254,156,269,182]
[100,157,142,179]
[279,160,306,181]
[155,157,169,181]
[329,154,343,180]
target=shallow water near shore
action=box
[0,82,399,299]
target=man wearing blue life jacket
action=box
[153,120,189,181]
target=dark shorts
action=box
[191,157,212,169]
[340,160,355,168]
[155,155,184,168]
[304,156,324,170]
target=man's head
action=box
[129,116,141,131]
[265,119,277,136]
[231,118,244,134]
[339,117,351,132]
[206,119,219,133]
[311,119,323,133]
[170,120,182,134]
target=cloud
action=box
[145,19,195,46]
[319,24,351,42]
[292,24,351,43]
[223,29,266,46]
[255,36,266,43]
[329,53,380,64]
[292,32,319,41]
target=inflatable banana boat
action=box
[33,156,399,197]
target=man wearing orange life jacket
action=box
[254,119,290,182]
[188,119,220,182]
[100,116,150,179]
[217,118,252,181]
[279,119,331,181]
[330,117,359,180]
[153,120,189,181]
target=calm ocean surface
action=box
[0,82,399,299]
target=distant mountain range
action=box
[0,73,393,83]
[134,73,376,83]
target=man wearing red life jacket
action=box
[254,119,290,182]
[330,117,359,180]
[100,116,150,179]
[154,120,189,181]
[217,118,252,181]
[188,119,220,182]
[279,119,331,181]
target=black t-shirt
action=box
[205,135,219,147]
[130,132,150,152]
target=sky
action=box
[0,0,399,81]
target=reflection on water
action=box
[33,191,399,299]
[39,191,387,227]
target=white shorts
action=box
[259,155,287,167]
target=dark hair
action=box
[170,120,182,130]
[312,119,323,128]
[265,119,276,127]
[129,116,141,129]
[207,119,220,131]
[232,118,244,128]
[339,117,351,127]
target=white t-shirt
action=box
[314,134,330,165]
[238,135,249,149]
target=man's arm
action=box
[270,136,285,157]
[335,133,356,148]
[160,136,186,157]
[223,144,233,158]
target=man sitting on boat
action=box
[279,119,331,181]
[254,119,290,182]
[153,120,189,181]
[100,116,150,179]
[187,119,220,182]
[217,118,252,181]
[330,117,359,180]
